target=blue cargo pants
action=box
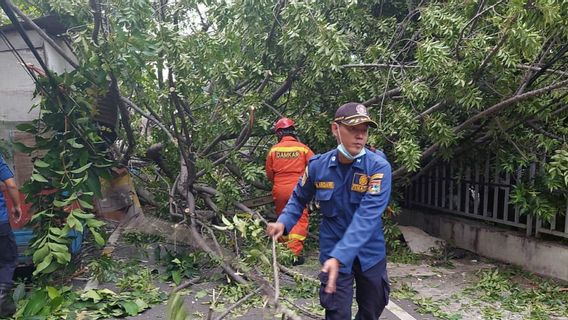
[319,257,390,320]
[0,223,16,285]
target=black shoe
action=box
[292,256,305,266]
[0,283,16,318]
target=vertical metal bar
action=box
[550,213,556,231]
[457,162,463,213]
[442,163,447,208]
[527,162,539,237]
[474,163,480,215]
[503,172,511,222]
[536,216,542,238]
[415,176,419,202]
[465,166,470,215]
[514,167,521,224]
[483,157,490,217]
[493,162,499,219]
[428,170,433,205]
[421,175,426,204]
[564,199,568,234]
[435,166,439,207]
[449,163,454,210]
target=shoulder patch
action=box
[367,180,382,195]
[367,172,384,195]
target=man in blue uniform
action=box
[0,153,21,317]
[267,102,391,319]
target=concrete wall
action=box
[397,208,568,282]
[0,31,42,123]
[0,28,75,186]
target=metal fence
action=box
[405,159,568,239]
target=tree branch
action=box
[212,287,262,320]
[120,96,177,145]
[414,102,445,120]
[517,64,568,78]
[526,121,565,141]
[454,0,504,59]
[340,63,417,69]
[473,33,509,80]
[362,86,403,107]
[393,78,568,178]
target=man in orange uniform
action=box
[265,118,314,262]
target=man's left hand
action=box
[321,258,340,294]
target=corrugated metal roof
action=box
[0,15,68,36]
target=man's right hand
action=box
[266,222,285,239]
[12,206,22,221]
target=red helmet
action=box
[274,117,295,132]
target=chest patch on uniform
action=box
[351,173,368,193]
[276,151,300,159]
[315,181,334,189]
[367,174,383,195]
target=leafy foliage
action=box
[13,74,113,277]
[160,250,208,286]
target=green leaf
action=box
[22,290,47,316]
[32,173,49,183]
[47,242,69,253]
[121,301,140,316]
[16,123,36,132]
[13,142,34,153]
[78,199,94,209]
[134,298,149,310]
[32,244,50,262]
[13,283,25,302]
[52,250,72,264]
[49,295,64,310]
[34,159,50,168]
[33,253,54,275]
[53,199,70,207]
[91,229,105,246]
[70,163,92,174]
[72,210,96,219]
[172,270,181,285]
[221,215,233,229]
[67,138,85,148]
[87,219,105,228]
[86,172,103,197]
[195,290,208,299]
[81,289,102,303]
[46,286,60,299]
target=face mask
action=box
[335,124,366,160]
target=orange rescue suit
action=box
[265,136,314,256]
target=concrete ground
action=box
[79,221,567,320]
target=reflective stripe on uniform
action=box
[269,146,311,154]
[288,233,306,241]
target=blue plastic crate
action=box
[14,227,85,266]
[14,228,34,265]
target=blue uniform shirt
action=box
[278,148,392,274]
[0,154,15,223]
